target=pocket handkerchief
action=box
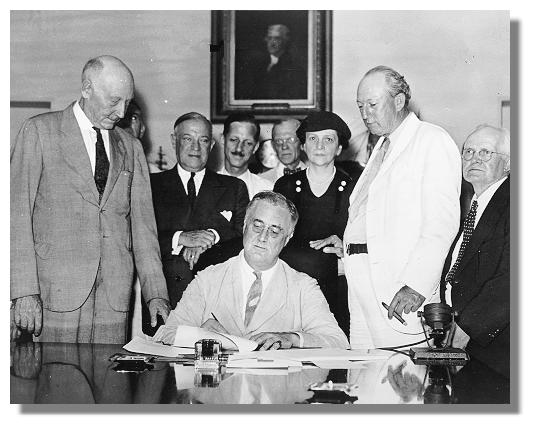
[220,210,233,222]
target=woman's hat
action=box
[296,111,351,149]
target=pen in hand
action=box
[381,302,408,326]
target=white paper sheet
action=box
[174,326,258,352]
[226,356,303,369]
[230,348,395,363]
[123,335,194,357]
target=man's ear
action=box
[81,79,92,99]
[504,157,511,174]
[252,141,260,154]
[284,231,294,246]
[210,138,216,152]
[336,145,343,157]
[394,93,406,112]
[170,133,176,151]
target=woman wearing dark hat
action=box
[273,111,355,337]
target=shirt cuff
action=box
[208,229,220,244]
[293,332,304,348]
[172,231,184,255]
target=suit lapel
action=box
[246,262,287,333]
[57,104,100,205]
[374,115,417,181]
[217,258,246,335]
[192,170,226,220]
[456,178,509,275]
[100,130,126,207]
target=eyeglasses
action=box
[250,219,284,239]
[273,137,299,147]
[462,148,509,162]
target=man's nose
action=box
[282,140,289,150]
[258,228,269,242]
[237,140,245,152]
[116,101,128,119]
[191,139,201,151]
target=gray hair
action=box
[467,124,510,156]
[173,111,212,136]
[364,65,411,108]
[245,191,299,233]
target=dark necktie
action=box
[283,166,302,176]
[244,271,263,327]
[445,200,479,284]
[187,172,196,208]
[93,127,109,201]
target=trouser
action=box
[344,253,426,349]
[35,265,130,344]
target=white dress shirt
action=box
[171,164,219,255]
[73,101,110,174]
[444,176,508,305]
[217,168,273,200]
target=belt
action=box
[346,243,368,255]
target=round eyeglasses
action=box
[462,148,509,162]
[273,137,299,147]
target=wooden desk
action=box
[10,341,509,405]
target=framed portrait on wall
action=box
[210,10,332,122]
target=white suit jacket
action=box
[158,255,349,349]
[345,112,461,332]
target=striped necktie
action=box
[445,200,478,284]
[348,136,390,221]
[244,271,263,327]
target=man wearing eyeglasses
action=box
[153,191,349,350]
[440,124,510,377]
[259,118,307,183]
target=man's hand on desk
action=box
[249,332,299,350]
[148,298,170,327]
[388,285,425,319]
[178,230,216,249]
[201,318,229,335]
[11,295,42,339]
[182,246,206,270]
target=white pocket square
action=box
[220,210,233,221]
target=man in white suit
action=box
[343,66,461,348]
[154,191,349,350]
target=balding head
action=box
[462,124,510,195]
[80,55,134,130]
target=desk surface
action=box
[10,342,509,405]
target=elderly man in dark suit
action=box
[440,124,510,377]
[145,112,249,334]
[10,55,170,343]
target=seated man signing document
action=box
[154,191,349,350]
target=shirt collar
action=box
[385,111,415,147]
[73,100,99,133]
[176,162,206,183]
[239,249,279,286]
[471,175,508,209]
[276,160,306,175]
[219,167,249,180]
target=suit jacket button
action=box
[453,279,460,285]
[174,276,182,282]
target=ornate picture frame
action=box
[210,10,332,122]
